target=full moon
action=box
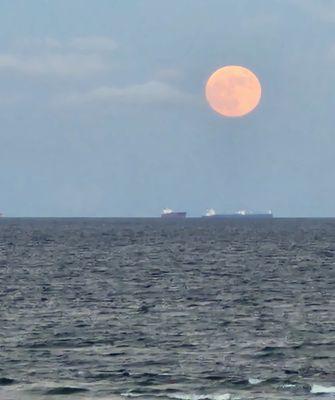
[205,65,262,117]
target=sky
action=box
[1,0,335,217]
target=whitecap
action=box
[166,392,232,400]
[85,397,126,400]
[210,395,232,400]
[311,384,335,394]
[248,378,263,385]
[282,384,296,388]
[121,391,234,400]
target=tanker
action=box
[202,208,273,219]
[161,208,187,219]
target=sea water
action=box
[0,218,334,399]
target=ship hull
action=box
[203,213,273,219]
[161,212,187,219]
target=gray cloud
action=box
[0,36,192,110]
[13,37,63,50]
[13,35,117,53]
[0,53,109,77]
[0,36,117,78]
[56,80,196,107]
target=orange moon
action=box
[205,65,262,117]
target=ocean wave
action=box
[166,393,232,400]
[0,378,16,386]
[247,378,264,385]
[84,397,127,400]
[44,386,89,395]
[122,392,233,400]
[311,384,335,394]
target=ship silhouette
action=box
[202,208,273,219]
[161,208,187,218]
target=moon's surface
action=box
[205,65,261,117]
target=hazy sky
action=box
[1,0,335,217]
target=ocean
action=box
[0,218,334,400]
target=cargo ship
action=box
[202,208,273,219]
[161,208,187,219]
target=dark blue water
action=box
[0,218,334,399]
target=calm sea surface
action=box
[0,218,334,400]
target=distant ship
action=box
[202,208,273,219]
[161,208,187,219]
